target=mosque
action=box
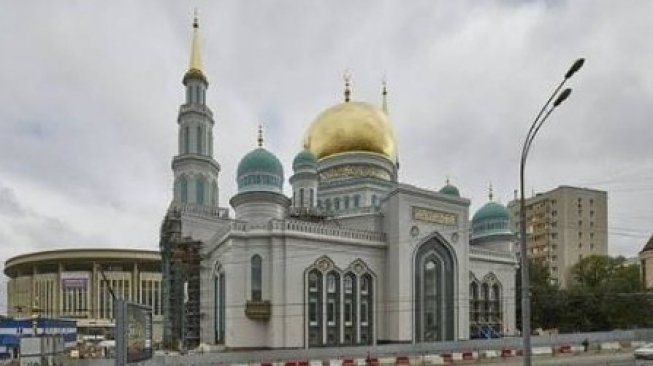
[159,16,517,350]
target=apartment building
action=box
[507,186,608,288]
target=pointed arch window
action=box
[251,255,262,301]
[325,271,340,346]
[343,273,357,345]
[307,270,323,347]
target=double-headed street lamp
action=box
[519,58,584,366]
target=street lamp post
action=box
[519,58,584,366]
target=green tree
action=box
[566,255,652,331]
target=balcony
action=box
[245,300,271,321]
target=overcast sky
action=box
[1,0,652,294]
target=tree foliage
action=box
[519,255,653,333]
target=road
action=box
[475,352,653,366]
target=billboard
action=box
[115,300,153,364]
[60,271,89,289]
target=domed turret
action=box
[292,149,317,171]
[471,185,512,244]
[236,139,284,194]
[439,178,460,197]
[231,126,290,222]
[290,149,318,210]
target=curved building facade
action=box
[4,249,162,342]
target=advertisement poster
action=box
[115,300,153,364]
[125,303,153,363]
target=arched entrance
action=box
[414,236,456,342]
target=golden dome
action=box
[304,102,396,162]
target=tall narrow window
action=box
[310,189,314,208]
[211,181,218,206]
[307,270,323,347]
[180,176,188,204]
[334,198,341,211]
[183,126,190,154]
[325,271,340,346]
[197,126,203,154]
[423,260,438,341]
[360,274,373,345]
[354,195,361,208]
[343,273,357,345]
[371,195,378,207]
[300,188,305,207]
[196,177,205,205]
[214,270,226,344]
[251,255,262,301]
[344,196,350,209]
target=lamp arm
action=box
[520,78,567,163]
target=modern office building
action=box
[4,248,162,343]
[507,186,608,288]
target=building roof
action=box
[4,248,160,277]
[642,235,653,253]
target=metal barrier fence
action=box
[63,328,653,366]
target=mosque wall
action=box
[382,186,471,342]
[201,232,386,349]
[468,257,518,336]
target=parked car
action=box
[634,343,653,360]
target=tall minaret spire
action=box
[189,9,203,73]
[343,71,352,102]
[381,77,389,114]
[171,11,220,210]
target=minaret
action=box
[171,13,221,209]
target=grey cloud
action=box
[0,0,651,262]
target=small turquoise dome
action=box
[439,184,460,197]
[292,149,317,171]
[237,147,284,193]
[471,200,511,240]
[472,202,509,223]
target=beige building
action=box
[507,186,608,288]
[640,236,653,289]
[4,248,162,342]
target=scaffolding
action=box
[159,209,202,351]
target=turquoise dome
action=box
[471,201,511,240]
[439,184,460,197]
[292,149,317,171]
[237,148,284,192]
[472,202,509,223]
